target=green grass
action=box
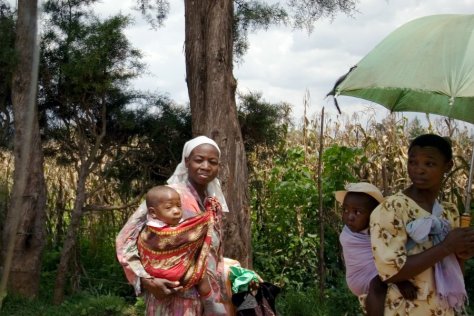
[1,292,144,316]
[3,285,471,316]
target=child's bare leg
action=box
[366,275,387,316]
[198,275,226,316]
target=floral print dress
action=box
[370,192,460,316]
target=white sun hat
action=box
[335,182,384,204]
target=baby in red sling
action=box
[137,185,226,315]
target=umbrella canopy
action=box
[334,14,474,123]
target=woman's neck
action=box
[188,179,207,203]
[403,185,440,212]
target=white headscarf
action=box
[167,135,229,212]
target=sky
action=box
[73,1,474,126]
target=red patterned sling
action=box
[137,196,221,290]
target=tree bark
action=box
[1,0,47,298]
[184,0,251,267]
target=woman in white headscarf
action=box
[116,136,232,315]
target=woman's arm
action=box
[384,243,450,282]
[370,196,474,284]
[386,227,474,283]
[116,201,150,294]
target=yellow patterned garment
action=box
[370,192,460,316]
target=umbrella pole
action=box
[461,142,474,227]
[465,140,474,214]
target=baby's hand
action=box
[396,280,417,300]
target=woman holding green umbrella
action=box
[370,134,474,315]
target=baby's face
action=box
[342,193,373,233]
[151,190,183,226]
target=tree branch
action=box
[83,192,144,212]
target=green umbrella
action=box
[331,14,474,214]
[334,14,474,123]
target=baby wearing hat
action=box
[336,183,417,316]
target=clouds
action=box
[93,0,474,122]
[236,0,474,120]
[94,0,187,102]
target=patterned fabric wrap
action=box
[138,210,214,290]
[406,201,467,311]
[339,225,379,296]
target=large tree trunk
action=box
[1,0,47,298]
[184,0,251,267]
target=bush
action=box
[276,288,326,316]
[276,285,363,316]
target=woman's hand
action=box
[457,251,474,260]
[441,227,474,255]
[141,277,183,299]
